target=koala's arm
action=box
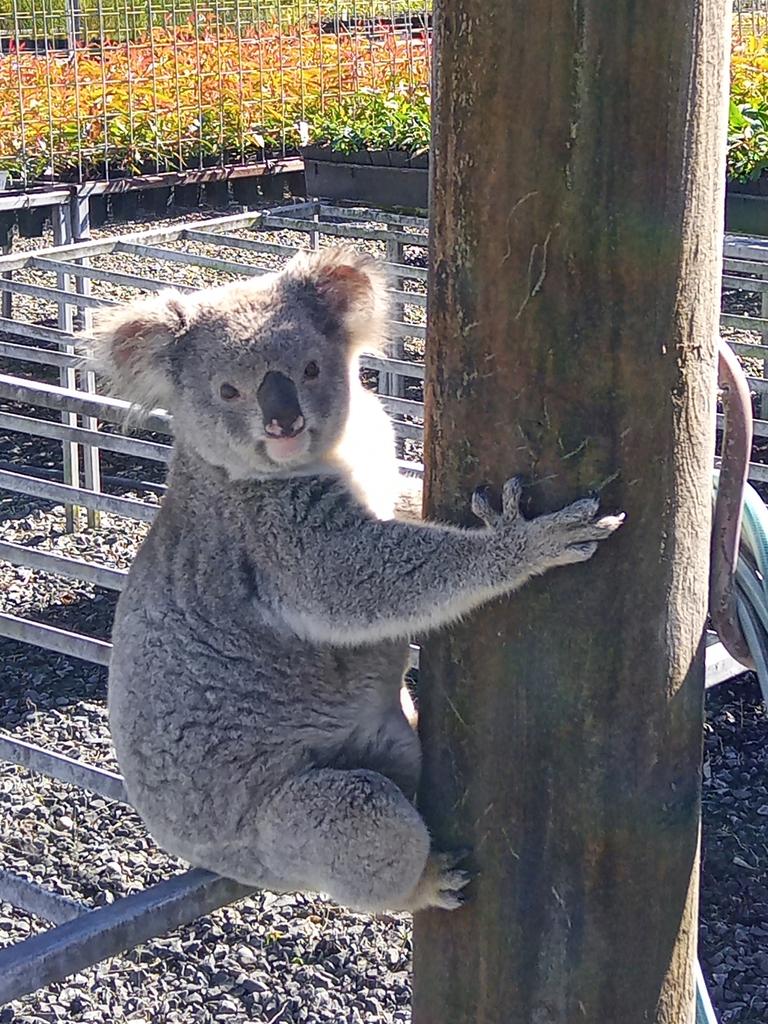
[274,478,623,646]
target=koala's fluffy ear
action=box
[282,246,389,354]
[86,291,192,409]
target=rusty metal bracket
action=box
[710,339,755,668]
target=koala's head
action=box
[88,247,389,479]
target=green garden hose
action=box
[714,470,768,707]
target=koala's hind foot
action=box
[402,849,473,912]
[256,767,436,914]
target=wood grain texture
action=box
[412,3,730,1022]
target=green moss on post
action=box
[413,2,730,1022]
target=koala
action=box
[89,246,623,914]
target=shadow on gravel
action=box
[0,638,108,731]
[0,586,115,728]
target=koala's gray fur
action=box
[89,246,623,914]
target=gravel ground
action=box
[701,676,768,1024]
[0,201,766,1021]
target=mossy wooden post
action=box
[413,2,730,1022]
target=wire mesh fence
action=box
[734,0,768,39]
[0,2,763,191]
[0,0,431,186]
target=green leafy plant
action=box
[728,98,768,182]
[6,18,758,184]
[729,33,768,181]
[304,87,430,155]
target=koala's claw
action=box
[541,508,625,568]
[550,495,601,526]
[408,848,474,912]
[432,849,474,908]
[433,858,473,911]
[471,485,499,527]
[433,875,472,911]
[566,511,625,541]
[472,475,525,528]
[501,475,524,520]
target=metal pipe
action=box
[0,612,113,666]
[0,339,82,368]
[0,375,172,435]
[390,320,427,340]
[378,395,425,418]
[0,317,80,346]
[317,205,427,228]
[115,241,269,277]
[260,214,427,246]
[0,870,88,926]
[0,277,117,311]
[0,733,125,802]
[361,355,426,379]
[0,410,172,464]
[710,339,755,667]
[0,469,157,522]
[29,257,197,295]
[0,869,253,1006]
[0,539,126,591]
[721,313,768,334]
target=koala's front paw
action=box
[524,493,624,569]
[472,476,624,572]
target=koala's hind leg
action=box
[256,768,469,914]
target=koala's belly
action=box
[108,596,412,853]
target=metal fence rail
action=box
[0,865,253,1004]
[0,201,762,1013]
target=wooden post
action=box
[413,3,730,1023]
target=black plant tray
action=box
[301,147,428,209]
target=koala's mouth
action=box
[263,427,312,463]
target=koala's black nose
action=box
[257,371,305,438]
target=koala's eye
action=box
[304,361,320,380]
[219,383,240,400]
